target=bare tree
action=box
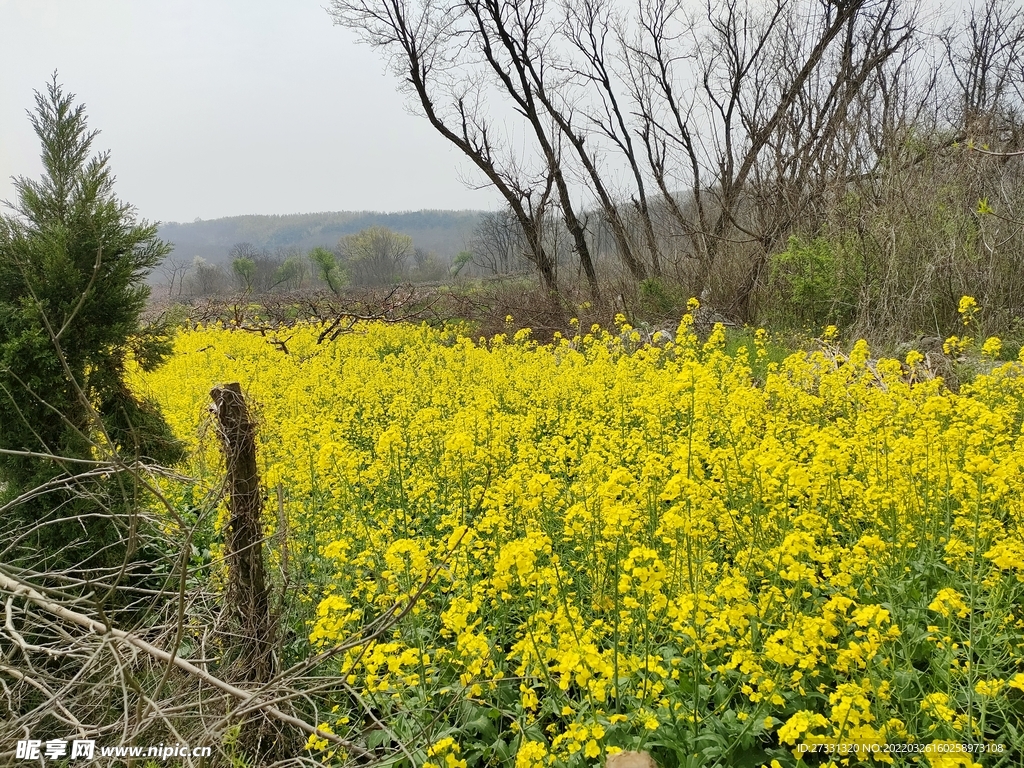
[185,256,229,297]
[338,225,412,285]
[460,0,602,295]
[470,208,531,275]
[627,0,920,313]
[328,0,564,294]
[942,0,1024,140]
[561,0,664,279]
[159,256,191,300]
[330,0,1024,336]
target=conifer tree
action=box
[0,76,182,569]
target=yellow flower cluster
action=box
[135,314,1024,765]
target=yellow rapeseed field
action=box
[135,308,1024,767]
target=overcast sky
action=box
[0,0,503,224]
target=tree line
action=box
[157,209,483,266]
[161,225,450,297]
[330,0,1024,340]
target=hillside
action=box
[157,209,486,266]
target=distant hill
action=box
[157,210,486,267]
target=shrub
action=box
[766,236,862,330]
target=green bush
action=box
[767,236,862,330]
[638,277,685,319]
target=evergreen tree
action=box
[0,76,182,570]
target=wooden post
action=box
[210,383,275,683]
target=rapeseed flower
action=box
[135,318,1024,766]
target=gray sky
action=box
[0,0,502,224]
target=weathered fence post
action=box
[210,383,275,683]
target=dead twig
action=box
[0,568,372,760]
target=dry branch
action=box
[0,567,370,760]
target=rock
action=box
[606,751,657,768]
